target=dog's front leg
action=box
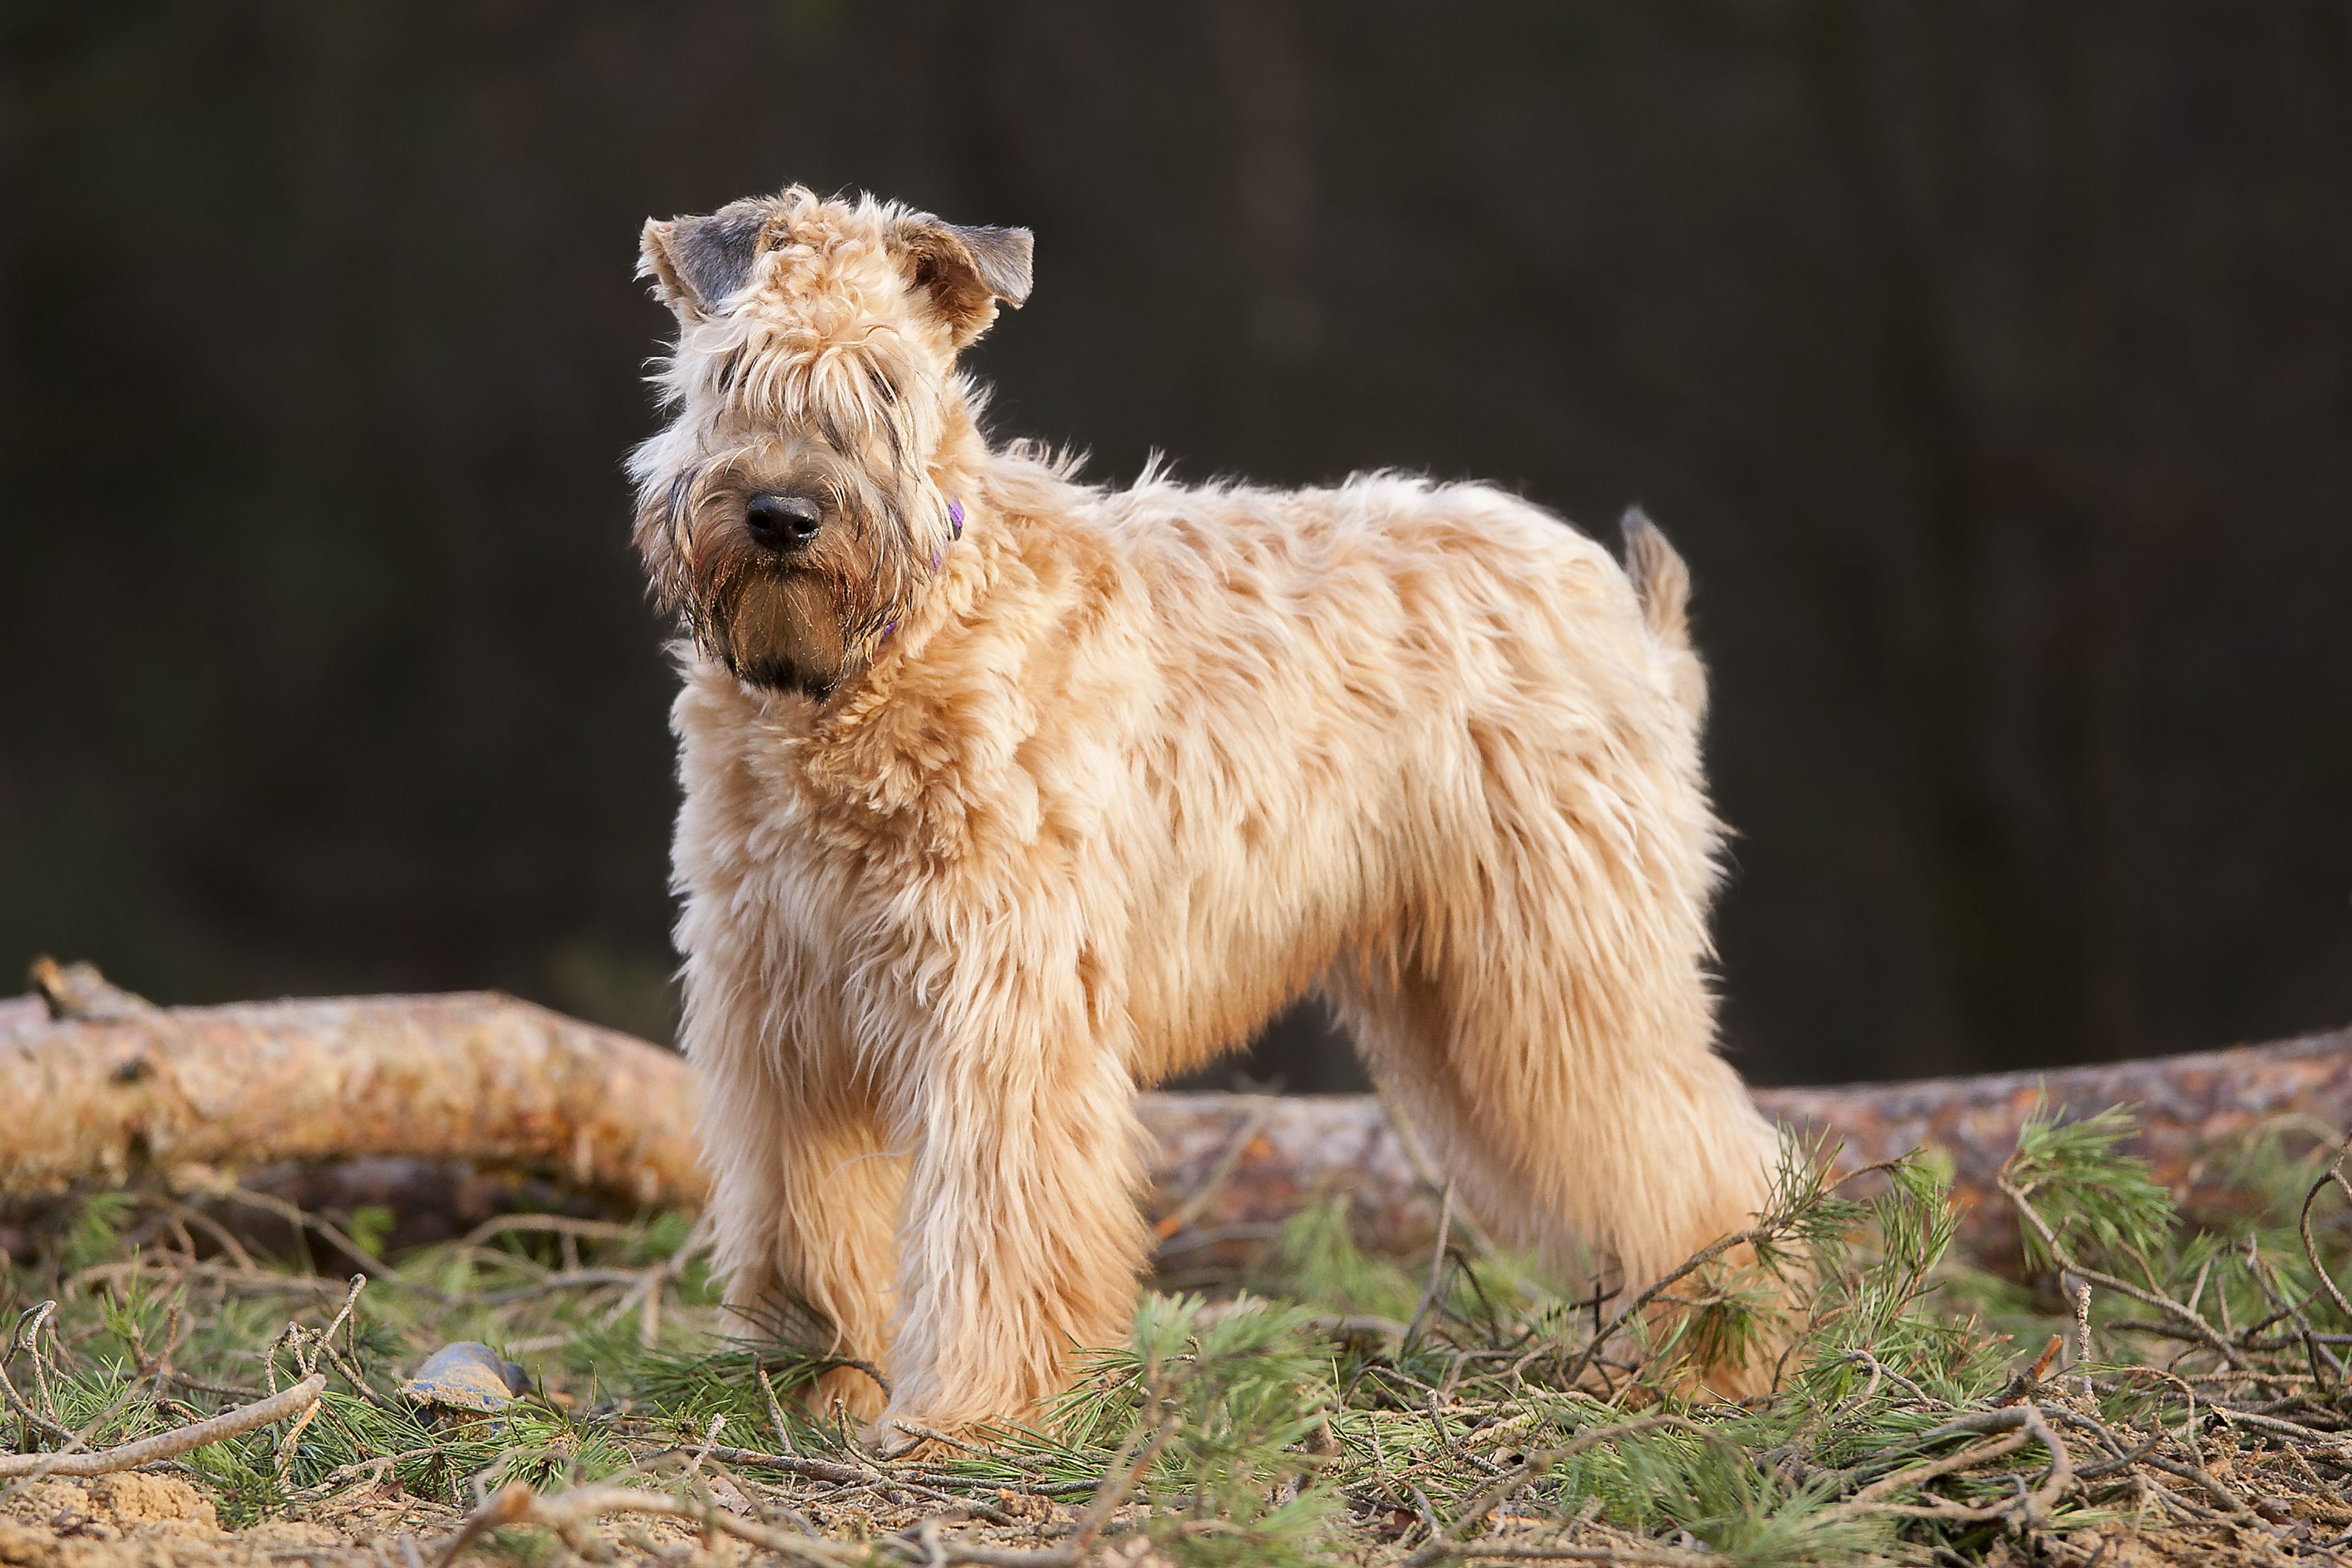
[878,975,1149,1433]
[679,928,904,1423]
[694,1051,905,1422]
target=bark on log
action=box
[0,991,704,1209]
[5,986,2347,1261]
[1761,1030,2352,1212]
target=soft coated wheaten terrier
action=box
[629,184,1782,1433]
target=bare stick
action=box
[459,1213,639,1250]
[1406,1181,1457,1345]
[1991,1333,2065,1406]
[1377,1088,1504,1259]
[155,1195,260,1271]
[0,1373,325,1478]
[434,1480,862,1568]
[2301,1137,2352,1322]
[756,1363,799,1458]
[1997,1173,2247,1370]
[1151,1096,1273,1243]
[1835,1404,2074,1526]
[1439,1547,1728,1567]
[1068,1405,1182,1553]
[0,1299,192,1498]
[1405,1415,1710,1567]
[1835,1429,2033,1509]
[310,1273,368,1372]
[652,1445,1016,1523]
[0,1303,73,1445]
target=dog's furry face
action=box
[628,186,1031,696]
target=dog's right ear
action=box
[640,205,769,321]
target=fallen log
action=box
[1148,1027,2352,1262]
[0,985,703,1210]
[1762,1033,2352,1232]
[5,973,2347,1261]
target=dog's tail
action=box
[1620,508,1708,720]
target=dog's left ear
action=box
[893,217,1033,348]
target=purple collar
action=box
[929,495,965,572]
[888,495,967,644]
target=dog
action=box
[629,184,1783,1433]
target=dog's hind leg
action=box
[1325,923,1782,1386]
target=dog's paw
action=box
[803,1362,888,1425]
[861,1414,974,1463]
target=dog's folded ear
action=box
[892,216,1033,348]
[640,202,772,321]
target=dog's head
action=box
[627,185,1031,697]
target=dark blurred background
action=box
[4,3,2347,1089]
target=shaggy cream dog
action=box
[629,185,1782,1432]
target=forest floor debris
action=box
[7,1106,2352,1565]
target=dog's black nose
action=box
[745,492,824,550]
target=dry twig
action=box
[0,1373,325,1478]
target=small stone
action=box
[702,1475,754,1515]
[400,1341,531,1413]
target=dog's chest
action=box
[675,658,1128,967]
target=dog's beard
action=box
[713,568,851,698]
[657,468,914,701]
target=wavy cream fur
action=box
[634,185,1781,1431]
